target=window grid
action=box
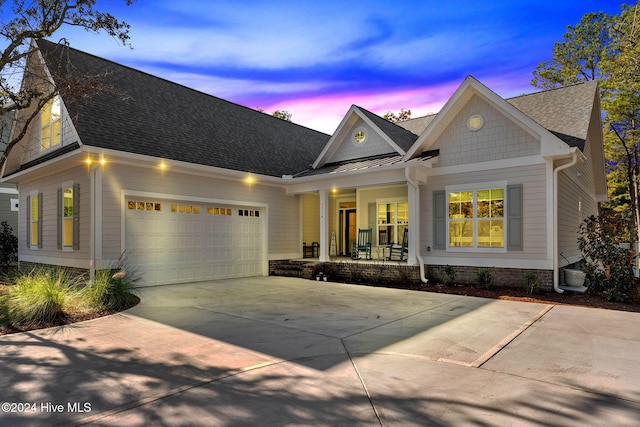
[448,188,504,249]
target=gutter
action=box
[405,168,429,284]
[552,149,580,293]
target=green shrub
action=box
[474,267,493,289]
[443,265,456,286]
[577,210,637,302]
[520,272,541,294]
[0,221,18,271]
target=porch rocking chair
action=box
[388,228,409,261]
[351,228,372,260]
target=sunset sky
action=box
[52,0,624,134]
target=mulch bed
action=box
[413,283,640,313]
[0,286,140,336]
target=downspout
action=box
[405,168,429,284]
[89,163,98,283]
[552,149,579,293]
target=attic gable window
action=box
[41,97,61,151]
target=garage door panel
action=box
[125,198,264,285]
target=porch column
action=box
[406,180,418,266]
[319,189,329,261]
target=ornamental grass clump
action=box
[0,254,140,330]
[0,268,83,327]
[85,265,140,311]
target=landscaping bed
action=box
[0,289,139,335]
[422,283,640,313]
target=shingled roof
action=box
[36,39,330,177]
[506,80,598,151]
[354,106,419,152]
[397,81,597,151]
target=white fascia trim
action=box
[81,146,285,187]
[312,105,360,169]
[405,76,570,160]
[312,106,406,169]
[426,155,545,177]
[0,186,18,194]
[356,109,406,156]
[2,147,84,183]
[423,256,553,270]
[286,167,408,194]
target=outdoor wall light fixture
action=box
[85,155,106,166]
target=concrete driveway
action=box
[1,276,639,426]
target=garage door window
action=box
[207,207,232,216]
[128,200,162,211]
[171,204,201,214]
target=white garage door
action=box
[125,197,264,285]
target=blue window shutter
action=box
[73,183,80,250]
[507,184,523,251]
[433,191,446,250]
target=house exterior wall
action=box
[301,193,320,244]
[329,119,396,163]
[421,163,549,269]
[99,163,300,265]
[557,166,598,266]
[18,165,91,269]
[0,184,19,233]
[433,95,540,167]
[20,101,80,166]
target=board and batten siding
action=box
[18,165,91,269]
[557,167,598,266]
[421,163,548,266]
[99,163,300,264]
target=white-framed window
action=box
[446,182,506,250]
[377,199,408,245]
[27,191,42,249]
[58,183,79,250]
[352,127,367,146]
[41,97,62,151]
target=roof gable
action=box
[404,76,574,160]
[312,105,418,169]
[33,39,330,178]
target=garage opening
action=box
[125,197,264,285]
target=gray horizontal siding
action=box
[421,163,548,261]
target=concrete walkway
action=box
[1,276,639,426]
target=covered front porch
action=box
[300,184,412,262]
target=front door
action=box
[345,209,356,256]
